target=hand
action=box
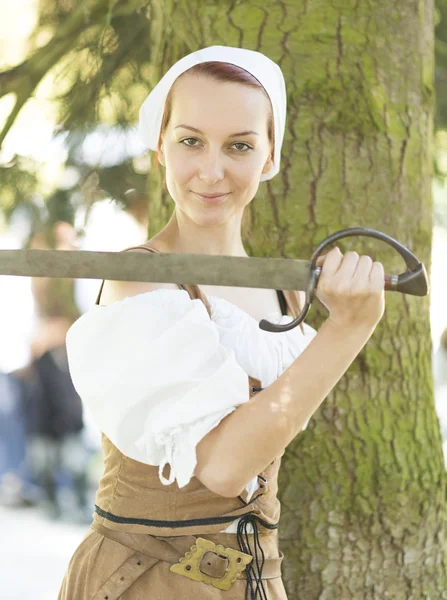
[315,246,385,331]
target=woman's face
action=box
[158,74,273,227]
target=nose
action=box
[198,148,224,185]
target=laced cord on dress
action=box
[236,513,267,600]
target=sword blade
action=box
[0,249,311,290]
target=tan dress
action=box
[58,243,304,600]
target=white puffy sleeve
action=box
[65,289,250,489]
[208,297,318,387]
[207,297,318,430]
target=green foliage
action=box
[0,156,39,221]
[55,12,152,131]
[0,0,154,232]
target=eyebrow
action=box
[174,124,259,137]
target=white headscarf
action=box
[138,45,287,182]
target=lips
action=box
[195,192,229,197]
[193,192,229,204]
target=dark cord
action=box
[236,513,268,600]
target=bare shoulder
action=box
[98,247,179,307]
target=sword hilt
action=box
[259,227,429,333]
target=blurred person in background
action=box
[0,371,28,502]
[6,222,95,521]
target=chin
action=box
[188,210,229,227]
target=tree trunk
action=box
[146,0,446,597]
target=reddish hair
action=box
[153,61,275,167]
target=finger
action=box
[336,251,360,280]
[315,247,343,274]
[315,254,328,267]
[369,261,385,289]
[315,247,340,267]
[352,255,373,283]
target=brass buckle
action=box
[169,537,253,590]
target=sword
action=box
[0,227,429,333]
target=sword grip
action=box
[384,263,428,296]
[384,274,396,291]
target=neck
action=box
[156,209,250,257]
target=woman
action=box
[58,46,385,599]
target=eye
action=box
[232,142,252,152]
[179,138,252,152]
[180,137,200,147]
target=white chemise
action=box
[65,289,317,533]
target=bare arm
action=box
[195,246,386,497]
[194,318,376,497]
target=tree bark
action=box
[147,0,446,597]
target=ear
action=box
[157,146,166,167]
[262,154,273,175]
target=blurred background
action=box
[1,1,447,598]
[0,2,150,596]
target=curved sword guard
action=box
[259,227,430,333]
